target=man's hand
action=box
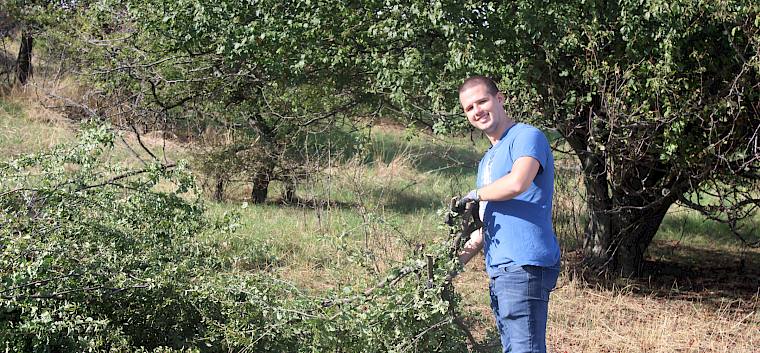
[455,189,479,210]
[450,190,483,234]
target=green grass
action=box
[656,205,759,247]
[0,97,74,157]
[3,97,759,352]
[4,100,755,275]
[368,128,485,176]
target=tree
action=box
[357,0,759,275]
[87,0,758,274]
[0,125,472,353]
[2,1,90,86]
[14,29,32,84]
[1,1,37,86]
[459,0,759,275]
[80,0,387,203]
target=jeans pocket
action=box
[492,265,529,297]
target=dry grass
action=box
[452,258,759,353]
[3,63,757,351]
[548,276,758,353]
[218,131,760,353]
[374,153,421,181]
[0,34,92,157]
[1,81,184,164]
[450,244,760,353]
[0,84,74,157]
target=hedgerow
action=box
[1,125,472,352]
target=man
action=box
[456,76,560,353]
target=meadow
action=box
[1,77,757,352]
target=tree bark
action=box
[566,132,616,268]
[251,171,270,204]
[283,179,296,204]
[566,128,677,276]
[580,155,615,266]
[213,176,225,202]
[16,30,33,85]
[582,185,675,276]
[614,202,672,276]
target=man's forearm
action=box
[478,156,540,202]
[458,229,484,266]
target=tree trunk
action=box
[213,176,225,202]
[566,129,676,277]
[283,179,296,204]
[583,193,675,277]
[580,155,616,266]
[251,172,270,204]
[566,132,618,269]
[16,31,33,85]
[613,202,673,276]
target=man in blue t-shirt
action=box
[457,76,560,353]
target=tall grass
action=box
[0,87,73,156]
[2,76,757,351]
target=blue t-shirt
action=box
[477,123,560,278]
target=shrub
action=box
[1,125,472,352]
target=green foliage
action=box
[43,0,758,278]
[81,0,396,201]
[355,0,760,271]
[0,124,209,350]
[3,0,67,29]
[1,126,472,351]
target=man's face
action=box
[459,83,506,135]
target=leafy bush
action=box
[1,125,472,352]
[0,125,212,351]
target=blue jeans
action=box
[489,264,559,353]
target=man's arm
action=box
[457,156,540,266]
[458,228,484,266]
[478,156,540,202]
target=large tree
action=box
[446,0,760,275]
[86,0,392,202]
[322,0,758,276]
[85,0,474,203]
[88,0,758,274]
[2,1,94,86]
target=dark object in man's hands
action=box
[454,189,479,210]
[447,195,482,234]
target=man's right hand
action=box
[455,189,480,210]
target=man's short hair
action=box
[459,76,500,96]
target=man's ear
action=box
[496,92,506,104]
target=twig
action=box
[75,163,176,192]
[129,123,159,161]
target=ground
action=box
[1,70,758,352]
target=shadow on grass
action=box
[455,316,503,353]
[223,189,422,214]
[383,185,448,214]
[565,241,760,311]
[632,250,760,316]
[370,132,482,176]
[263,195,356,211]
[262,191,445,215]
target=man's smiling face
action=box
[459,83,507,136]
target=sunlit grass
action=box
[0,93,74,157]
[2,94,758,352]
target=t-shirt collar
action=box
[491,122,516,148]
